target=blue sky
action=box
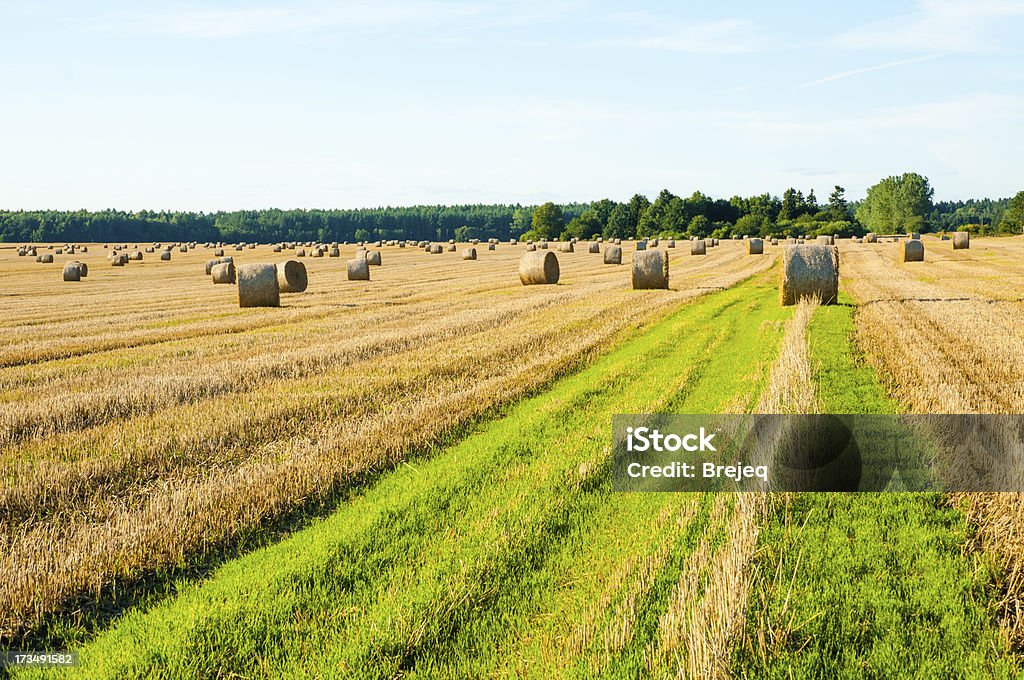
[1,0,1022,211]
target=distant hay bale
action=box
[462,247,477,260]
[770,238,778,246]
[636,241,647,251]
[667,239,675,248]
[55,248,63,255]
[604,244,622,264]
[145,246,154,253]
[488,243,495,251]
[588,242,600,253]
[909,232,921,240]
[632,250,669,289]
[538,242,548,249]
[235,245,244,251]
[953,231,970,250]
[509,239,516,245]
[249,244,256,249]
[865,232,877,243]
[211,262,236,284]
[180,245,188,253]
[329,247,340,257]
[704,239,714,249]
[40,253,54,263]
[160,251,171,261]
[131,250,143,260]
[347,258,370,281]
[214,248,224,256]
[276,260,308,292]
[816,235,832,245]
[448,244,457,252]
[111,255,126,266]
[237,263,279,307]
[366,251,382,265]
[311,249,323,258]
[519,251,559,285]
[900,239,924,262]
[691,240,706,255]
[62,262,82,281]
[273,245,282,253]
[526,243,537,252]
[780,244,839,306]
[296,248,306,257]
[399,242,406,248]
[614,238,621,245]
[748,238,764,255]
[558,242,574,253]
[430,244,444,254]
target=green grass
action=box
[32,272,791,679]
[732,292,1017,679]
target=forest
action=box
[2,174,1021,244]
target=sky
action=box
[1,0,1022,211]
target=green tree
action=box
[686,215,711,237]
[1000,191,1024,233]
[779,188,800,221]
[531,202,564,240]
[828,185,849,222]
[604,203,632,239]
[856,173,934,233]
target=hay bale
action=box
[557,242,574,253]
[816,235,832,245]
[347,258,370,281]
[614,238,621,245]
[865,232,877,243]
[131,250,143,261]
[770,238,778,246]
[519,251,559,285]
[145,246,155,253]
[488,243,495,251]
[900,239,924,262]
[180,245,188,253]
[953,231,970,250]
[667,239,675,248]
[604,244,622,264]
[748,238,764,255]
[588,242,600,253]
[431,244,444,254]
[462,247,477,260]
[111,254,126,266]
[237,264,279,307]
[55,248,63,255]
[908,232,921,240]
[62,262,82,281]
[636,241,647,251]
[296,248,306,257]
[273,245,282,253]
[329,247,340,257]
[366,251,382,266]
[276,260,308,292]
[448,244,457,252]
[399,242,406,248]
[780,244,839,306]
[40,253,54,263]
[211,261,236,284]
[526,243,537,252]
[691,240,706,255]
[538,242,548,249]
[311,249,323,258]
[510,239,516,245]
[632,250,669,289]
[161,251,171,261]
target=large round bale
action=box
[276,260,308,292]
[900,239,925,262]
[462,247,477,260]
[780,244,839,306]
[236,264,279,307]
[347,258,370,281]
[160,250,171,261]
[62,262,82,281]
[691,240,706,256]
[631,250,669,289]
[953,231,970,250]
[311,248,324,258]
[519,250,559,285]
[211,261,236,284]
[73,261,88,277]
[366,251,382,266]
[588,242,600,254]
[604,244,623,264]
[748,238,764,255]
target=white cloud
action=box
[597,16,766,54]
[832,0,1024,52]
[798,53,947,88]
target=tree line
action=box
[2,175,1022,244]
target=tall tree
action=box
[999,191,1024,233]
[531,202,564,240]
[856,173,934,232]
[828,185,849,222]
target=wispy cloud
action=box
[597,15,766,54]
[831,0,1024,52]
[798,53,947,88]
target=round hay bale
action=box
[519,251,559,285]
[667,239,675,248]
[909,232,921,240]
[273,245,282,253]
[953,231,970,250]
[211,261,236,284]
[214,248,224,256]
[816,235,832,245]
[447,244,457,252]
[111,255,126,266]
[588,242,600,253]
[180,245,188,253]
[604,244,622,264]
[865,232,877,243]
[691,240,706,256]
[75,261,88,277]
[614,238,622,245]
[526,243,537,252]
[329,247,340,257]
[160,251,171,261]
[462,247,477,260]
[558,242,574,253]
[430,244,444,254]
[635,241,647,251]
[131,250,143,261]
[748,238,764,255]
[347,258,370,281]
[900,239,924,262]
[55,248,63,255]
[145,246,155,253]
[237,264,279,307]
[311,249,323,258]
[276,260,308,292]
[366,251,382,266]
[399,242,406,248]
[488,243,495,251]
[770,238,779,246]
[631,250,669,289]
[62,262,82,281]
[650,238,659,247]
[538,241,549,249]
[40,253,54,263]
[510,239,516,245]
[296,248,306,257]
[780,244,839,306]
[704,239,715,249]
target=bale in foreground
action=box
[276,260,308,293]
[953,231,970,250]
[211,262,236,284]
[900,239,924,262]
[780,244,839,306]
[519,251,559,285]
[348,258,370,281]
[62,262,82,281]
[237,264,280,307]
[631,250,669,290]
